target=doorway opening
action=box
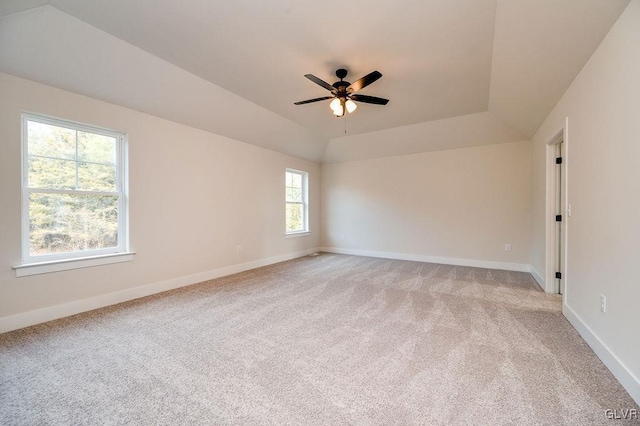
[545,126,568,296]
[554,140,564,294]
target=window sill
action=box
[13,252,135,278]
[285,231,310,239]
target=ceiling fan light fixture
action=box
[330,98,345,116]
[345,99,357,113]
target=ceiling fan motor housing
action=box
[333,69,351,95]
[332,81,350,95]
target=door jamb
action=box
[544,119,569,296]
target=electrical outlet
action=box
[600,295,606,313]
[505,244,511,251]
[340,234,345,240]
[236,245,242,253]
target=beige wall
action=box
[321,140,532,268]
[531,0,640,398]
[322,112,525,163]
[0,73,320,321]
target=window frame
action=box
[20,112,130,265]
[285,168,309,236]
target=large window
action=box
[21,113,128,264]
[285,169,308,234]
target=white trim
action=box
[285,231,310,238]
[285,168,309,234]
[320,247,531,273]
[544,131,560,293]
[20,112,130,264]
[562,118,569,301]
[544,121,569,294]
[530,265,545,289]
[21,111,127,136]
[0,248,319,333]
[563,303,640,406]
[13,252,135,277]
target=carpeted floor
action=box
[1,253,638,425]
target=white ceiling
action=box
[0,0,630,162]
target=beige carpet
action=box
[1,253,638,425]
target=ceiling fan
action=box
[294,68,389,117]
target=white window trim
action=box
[16,112,131,275]
[13,252,135,277]
[285,168,309,235]
[285,231,310,238]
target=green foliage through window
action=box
[24,117,125,258]
[285,170,307,233]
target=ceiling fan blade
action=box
[304,74,336,92]
[347,71,382,93]
[294,96,334,105]
[350,94,389,105]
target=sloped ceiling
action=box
[0,0,630,163]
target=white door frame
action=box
[544,118,569,296]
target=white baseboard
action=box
[0,248,319,334]
[320,247,531,273]
[563,303,640,406]
[530,265,545,290]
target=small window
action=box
[21,113,128,263]
[285,169,308,234]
